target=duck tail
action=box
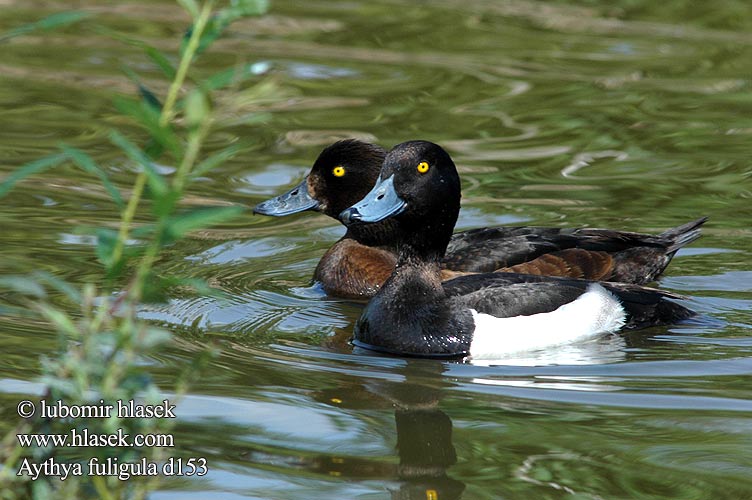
[660,216,709,254]
[627,297,696,329]
[604,283,696,329]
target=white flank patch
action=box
[469,283,627,360]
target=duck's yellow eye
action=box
[417,161,430,174]
[332,166,346,177]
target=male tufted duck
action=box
[339,141,696,360]
[255,140,706,299]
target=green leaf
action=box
[37,303,81,338]
[140,270,170,303]
[131,224,156,240]
[183,0,270,59]
[145,46,176,79]
[109,131,169,198]
[38,374,79,399]
[177,0,200,19]
[203,61,271,91]
[185,89,209,130]
[96,26,177,80]
[193,17,225,56]
[0,304,38,318]
[220,0,270,21]
[144,138,166,160]
[191,144,244,179]
[32,11,91,30]
[71,225,137,278]
[113,94,180,158]
[152,190,181,219]
[95,228,119,268]
[104,254,128,281]
[33,271,82,303]
[140,327,173,349]
[0,153,67,198]
[0,11,91,43]
[166,206,243,240]
[0,276,46,298]
[139,83,163,111]
[120,65,161,113]
[61,145,125,210]
[188,1,269,58]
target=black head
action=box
[340,141,461,259]
[253,139,386,219]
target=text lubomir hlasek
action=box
[39,399,176,419]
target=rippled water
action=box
[2,0,752,498]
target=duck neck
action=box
[344,219,402,251]
[396,243,445,269]
[395,206,457,266]
[367,199,456,311]
[389,256,444,300]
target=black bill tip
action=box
[339,207,362,226]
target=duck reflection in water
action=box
[312,360,464,499]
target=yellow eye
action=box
[332,166,346,177]
[417,161,429,174]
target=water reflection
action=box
[469,334,627,367]
[313,361,465,499]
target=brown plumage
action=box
[500,248,613,280]
[314,238,396,299]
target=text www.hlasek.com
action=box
[15,398,208,481]
[17,428,174,448]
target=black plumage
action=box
[255,139,706,298]
[341,140,697,358]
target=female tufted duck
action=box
[339,141,696,360]
[255,139,706,299]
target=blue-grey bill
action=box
[253,177,319,216]
[340,175,406,224]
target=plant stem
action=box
[174,117,211,193]
[130,0,214,302]
[159,0,215,128]
[111,171,147,268]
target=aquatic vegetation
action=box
[0,1,272,498]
